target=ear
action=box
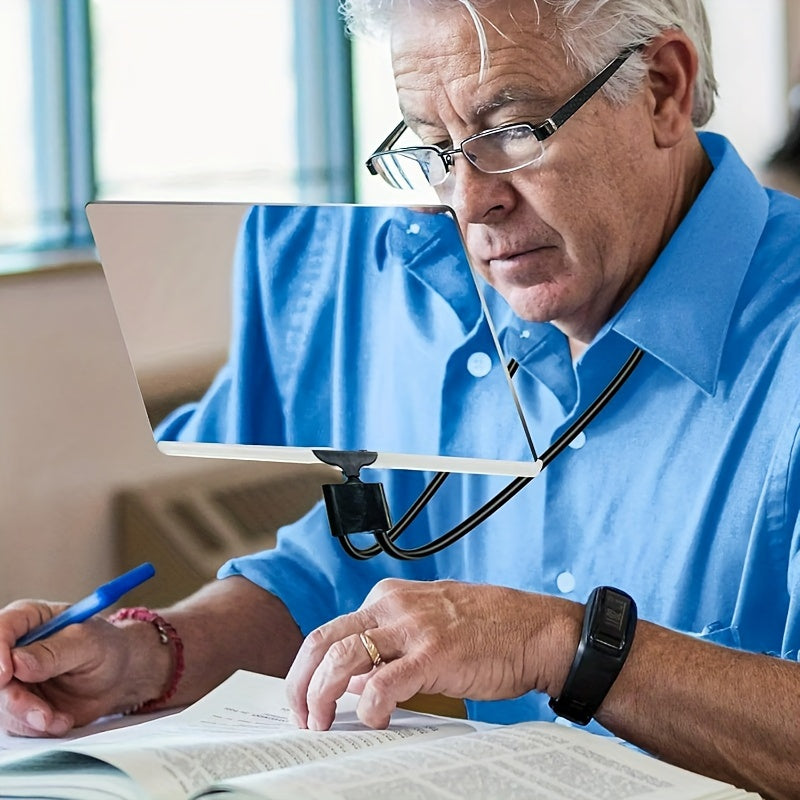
[642,31,698,148]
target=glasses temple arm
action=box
[366,120,408,174]
[541,46,640,139]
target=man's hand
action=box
[286,578,582,730]
[0,599,164,736]
[0,577,306,739]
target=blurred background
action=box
[1,0,798,606]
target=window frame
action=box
[29,0,94,252]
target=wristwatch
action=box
[549,586,637,725]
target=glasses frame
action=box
[366,45,640,187]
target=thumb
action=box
[11,621,100,684]
[0,601,69,686]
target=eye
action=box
[421,137,451,150]
[409,125,451,150]
[494,124,533,141]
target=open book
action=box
[0,670,760,800]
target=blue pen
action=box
[14,562,156,648]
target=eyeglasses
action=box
[366,46,638,191]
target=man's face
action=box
[390,1,667,340]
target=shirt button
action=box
[556,571,576,594]
[466,352,492,378]
[568,431,587,449]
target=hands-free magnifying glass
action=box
[315,347,643,560]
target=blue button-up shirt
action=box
[162,133,800,725]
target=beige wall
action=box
[0,262,244,604]
[789,0,800,77]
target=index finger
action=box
[304,632,380,730]
[285,609,374,726]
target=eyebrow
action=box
[401,85,551,132]
[472,86,550,117]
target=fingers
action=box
[294,626,424,731]
[287,579,434,730]
[287,585,439,731]
[304,631,385,730]
[2,629,88,736]
[299,626,439,730]
[0,678,73,737]
[285,578,412,727]
[356,657,428,729]
[286,610,375,727]
[0,602,73,736]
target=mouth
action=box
[487,246,554,268]
[476,245,559,291]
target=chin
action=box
[502,287,566,324]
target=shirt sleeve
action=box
[781,414,800,660]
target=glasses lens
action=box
[462,125,545,173]
[370,148,447,190]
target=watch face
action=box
[549,586,637,725]
[589,588,631,653]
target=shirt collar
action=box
[612,132,770,395]
[384,207,484,333]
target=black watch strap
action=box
[549,586,637,725]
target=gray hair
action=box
[340,0,717,126]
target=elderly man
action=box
[1,2,799,798]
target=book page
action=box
[0,671,476,800]
[194,720,757,800]
[0,707,178,758]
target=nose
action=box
[438,158,517,225]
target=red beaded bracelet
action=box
[107,606,185,713]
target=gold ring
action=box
[359,632,383,667]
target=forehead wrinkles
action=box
[392,28,566,132]
[393,53,479,130]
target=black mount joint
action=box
[311,449,392,539]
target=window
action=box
[703,0,788,171]
[0,0,354,266]
[0,1,39,249]
[90,0,298,203]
